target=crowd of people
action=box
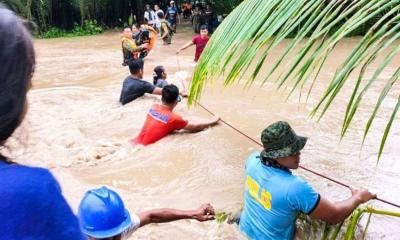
[0,4,378,240]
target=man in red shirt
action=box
[176,25,209,62]
[132,84,220,145]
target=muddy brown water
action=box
[4,25,400,239]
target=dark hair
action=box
[153,65,165,85]
[128,59,144,74]
[162,84,179,104]
[0,6,35,158]
[157,11,164,19]
[200,25,208,31]
[259,154,289,172]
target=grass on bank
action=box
[37,20,103,39]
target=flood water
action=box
[6,25,400,239]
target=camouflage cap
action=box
[260,121,307,159]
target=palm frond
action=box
[190,0,400,160]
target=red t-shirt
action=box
[132,104,188,145]
[192,35,209,62]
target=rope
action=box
[175,56,400,209]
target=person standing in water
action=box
[166,0,180,33]
[154,4,164,33]
[176,25,209,62]
[78,186,215,240]
[239,121,377,240]
[119,59,186,105]
[0,6,84,239]
[158,12,174,45]
[153,65,169,88]
[144,4,156,28]
[121,27,148,66]
[132,84,220,146]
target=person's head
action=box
[161,84,181,107]
[128,59,144,78]
[170,1,175,7]
[0,6,35,152]
[157,11,165,19]
[131,24,139,34]
[206,4,211,10]
[260,121,307,170]
[145,4,151,11]
[122,27,132,38]
[200,25,208,37]
[154,4,160,11]
[78,187,132,240]
[153,65,167,84]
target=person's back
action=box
[119,59,158,105]
[132,103,188,145]
[239,152,319,239]
[0,162,84,240]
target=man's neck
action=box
[161,102,175,111]
[130,74,142,79]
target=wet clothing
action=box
[0,160,85,240]
[192,35,209,62]
[122,37,143,65]
[119,213,141,238]
[167,6,178,25]
[119,76,155,105]
[239,152,320,240]
[160,20,173,44]
[155,79,168,88]
[132,104,188,145]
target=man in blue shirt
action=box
[239,121,377,240]
[166,1,180,33]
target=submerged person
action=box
[132,84,220,145]
[239,121,377,240]
[78,186,215,240]
[158,12,173,45]
[121,27,148,66]
[0,6,84,239]
[119,59,186,105]
[153,65,169,88]
[176,25,209,62]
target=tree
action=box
[189,0,400,160]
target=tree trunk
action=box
[132,0,144,25]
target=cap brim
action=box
[261,135,307,159]
[81,209,132,239]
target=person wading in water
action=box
[177,25,209,62]
[239,121,376,240]
[121,27,148,66]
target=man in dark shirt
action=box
[119,59,186,105]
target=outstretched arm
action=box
[138,203,215,227]
[177,41,195,54]
[184,116,220,132]
[310,188,376,224]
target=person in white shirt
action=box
[154,4,164,32]
[144,4,156,27]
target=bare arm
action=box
[152,87,163,95]
[184,116,220,132]
[310,188,376,224]
[161,23,169,39]
[177,41,195,54]
[138,203,215,227]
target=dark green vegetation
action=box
[1,0,243,37]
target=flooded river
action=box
[5,25,400,239]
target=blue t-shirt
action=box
[0,160,85,240]
[167,7,178,21]
[239,152,320,240]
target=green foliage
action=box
[190,0,400,161]
[38,19,102,38]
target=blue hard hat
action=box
[78,186,132,239]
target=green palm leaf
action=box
[190,0,400,161]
